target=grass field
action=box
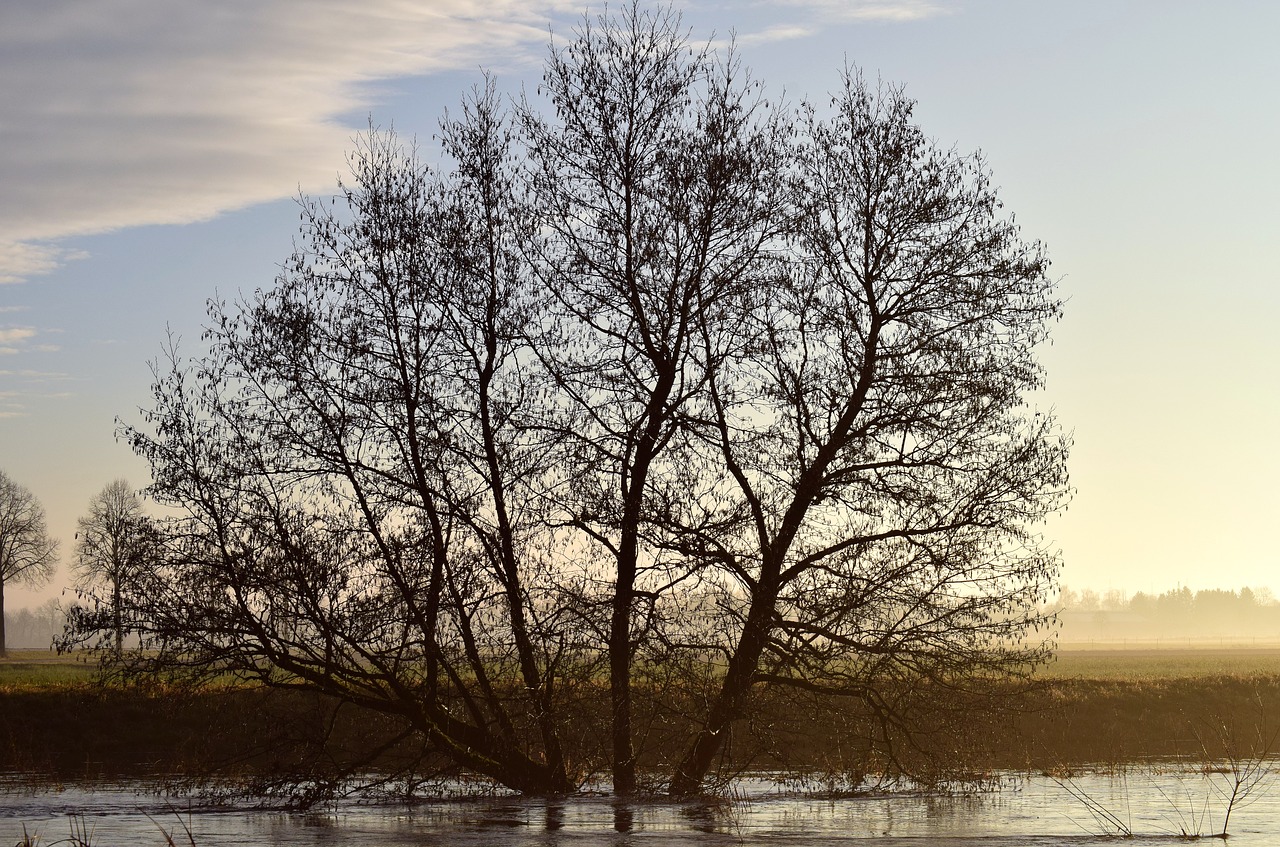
[0,650,98,690]
[1041,646,1280,680]
[11,645,1280,685]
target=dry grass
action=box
[4,646,1279,793]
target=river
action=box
[2,768,1277,845]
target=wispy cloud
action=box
[730,24,816,48]
[0,326,59,356]
[727,1,946,50]
[0,327,39,355]
[0,369,72,381]
[770,0,948,22]
[0,385,72,418]
[0,0,580,284]
[0,242,88,285]
[0,389,23,418]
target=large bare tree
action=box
[667,73,1068,794]
[75,5,1068,800]
[0,470,58,656]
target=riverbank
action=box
[3,649,1278,792]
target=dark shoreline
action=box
[4,672,1278,793]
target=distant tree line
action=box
[0,468,58,656]
[1053,586,1280,641]
[2,599,65,650]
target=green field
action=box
[0,650,98,689]
[1042,646,1280,680]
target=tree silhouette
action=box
[73,479,155,653]
[0,470,58,656]
[76,3,1068,798]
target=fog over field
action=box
[1054,586,1280,644]
[7,585,1280,651]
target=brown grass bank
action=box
[3,649,1278,791]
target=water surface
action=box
[3,769,1276,845]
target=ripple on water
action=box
[2,769,1278,845]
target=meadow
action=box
[0,651,97,689]
[1045,644,1280,679]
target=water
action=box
[2,769,1277,845]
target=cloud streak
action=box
[0,243,87,285]
[0,0,578,283]
[0,327,38,354]
[730,24,816,48]
[0,0,943,285]
[727,1,946,49]
[770,0,947,22]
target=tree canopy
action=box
[81,4,1069,798]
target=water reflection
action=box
[479,803,528,828]
[611,800,633,832]
[678,800,719,833]
[544,800,564,831]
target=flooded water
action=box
[2,768,1277,845]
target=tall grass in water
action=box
[11,808,198,847]
[1054,702,1277,839]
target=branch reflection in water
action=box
[5,771,1280,845]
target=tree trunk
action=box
[0,577,7,658]
[669,587,777,796]
[608,386,675,795]
[451,740,575,796]
[485,751,575,796]
[113,576,123,655]
[609,563,636,795]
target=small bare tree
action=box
[0,469,58,656]
[74,479,155,653]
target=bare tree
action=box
[73,479,155,653]
[73,7,1067,800]
[520,2,788,793]
[104,83,585,794]
[3,597,65,649]
[667,73,1067,794]
[0,470,58,656]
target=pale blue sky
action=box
[2,0,1278,607]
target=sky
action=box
[2,0,1277,609]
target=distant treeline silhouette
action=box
[12,588,1277,650]
[1053,586,1280,641]
[3,599,64,649]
